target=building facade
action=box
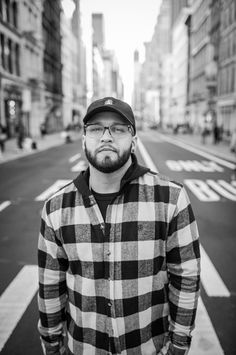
[0,0,24,137]
[188,0,214,131]
[42,0,63,133]
[217,0,236,138]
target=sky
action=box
[80,0,162,103]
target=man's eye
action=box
[89,126,102,132]
[112,126,126,133]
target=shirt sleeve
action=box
[166,186,201,351]
[38,202,68,355]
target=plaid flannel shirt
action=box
[38,157,200,355]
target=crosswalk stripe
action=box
[0,265,38,352]
[71,160,87,172]
[35,180,71,201]
[200,245,230,297]
[189,297,224,354]
[69,153,81,163]
[0,201,11,212]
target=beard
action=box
[84,143,132,173]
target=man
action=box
[38,97,200,355]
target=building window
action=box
[230,65,235,92]
[8,38,12,73]
[15,43,20,75]
[12,1,18,28]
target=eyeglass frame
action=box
[83,123,135,139]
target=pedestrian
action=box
[38,97,201,355]
[16,120,24,149]
[201,125,208,144]
[0,123,7,154]
[40,123,47,138]
[213,123,220,144]
[230,128,236,153]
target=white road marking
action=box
[35,179,71,201]
[184,179,236,201]
[189,297,224,355]
[184,179,220,201]
[200,245,230,297]
[71,160,87,172]
[207,179,236,201]
[137,138,158,172]
[138,137,227,351]
[231,180,236,187]
[166,160,224,172]
[160,134,236,170]
[0,265,38,352]
[0,201,11,212]
[69,153,81,163]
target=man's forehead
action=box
[87,111,127,124]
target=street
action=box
[0,131,235,355]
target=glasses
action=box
[84,123,134,139]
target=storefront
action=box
[2,83,23,138]
[218,100,236,141]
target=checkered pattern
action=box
[38,160,200,355]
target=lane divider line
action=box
[35,179,71,201]
[0,265,38,352]
[200,245,230,297]
[159,133,236,170]
[69,153,81,163]
[0,201,11,212]
[137,138,158,173]
[189,297,224,354]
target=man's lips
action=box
[97,146,117,153]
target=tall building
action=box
[72,0,87,112]
[188,0,213,131]
[19,0,44,137]
[170,2,191,127]
[42,0,63,133]
[92,13,105,49]
[217,0,236,139]
[132,50,143,121]
[91,13,123,100]
[92,13,105,100]
[171,0,188,28]
[0,0,44,138]
[138,0,172,126]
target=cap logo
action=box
[104,99,113,105]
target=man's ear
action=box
[131,135,137,153]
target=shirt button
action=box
[107,250,111,256]
[108,302,112,307]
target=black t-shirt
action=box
[91,189,117,221]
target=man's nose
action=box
[101,127,113,141]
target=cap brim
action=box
[83,106,135,132]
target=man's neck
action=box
[89,157,132,193]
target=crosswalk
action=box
[1,141,234,354]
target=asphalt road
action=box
[0,131,235,355]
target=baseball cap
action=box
[83,97,136,134]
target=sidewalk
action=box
[0,130,81,165]
[164,131,236,164]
